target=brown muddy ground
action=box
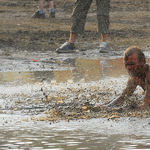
[0,0,150,123]
[0,0,150,53]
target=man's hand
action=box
[106,96,124,107]
[95,104,109,110]
[95,96,125,110]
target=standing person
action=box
[56,0,110,53]
[32,0,55,19]
[98,46,150,110]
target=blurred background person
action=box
[32,0,55,18]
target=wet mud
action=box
[0,0,150,123]
[0,51,150,123]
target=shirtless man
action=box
[104,46,150,109]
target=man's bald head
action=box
[123,46,146,64]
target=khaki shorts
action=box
[70,0,110,34]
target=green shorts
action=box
[71,0,110,35]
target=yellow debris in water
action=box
[108,115,119,119]
[4,120,8,123]
[22,118,28,122]
[82,105,88,112]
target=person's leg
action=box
[38,0,44,10]
[56,0,92,53]
[48,0,54,9]
[70,0,93,42]
[32,0,45,18]
[101,33,107,42]
[96,0,110,52]
[69,33,77,44]
[48,0,55,18]
[68,16,77,44]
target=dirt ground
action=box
[0,0,150,53]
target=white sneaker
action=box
[99,42,109,53]
[56,42,75,53]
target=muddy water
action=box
[1,51,150,150]
[0,53,128,84]
[1,116,150,150]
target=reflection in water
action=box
[54,70,73,83]
[0,57,128,84]
[74,58,103,82]
[0,72,35,84]
[108,58,127,77]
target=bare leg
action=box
[48,1,54,9]
[38,0,44,10]
[48,0,55,18]
[69,33,77,44]
[32,0,45,18]
[101,33,107,42]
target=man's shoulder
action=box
[146,64,150,68]
[145,64,150,75]
[128,77,137,84]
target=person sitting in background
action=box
[32,0,55,18]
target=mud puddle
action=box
[1,50,150,149]
[0,50,128,84]
[1,115,150,150]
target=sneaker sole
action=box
[99,50,109,53]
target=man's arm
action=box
[139,69,150,109]
[107,77,137,107]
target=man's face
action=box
[123,52,144,77]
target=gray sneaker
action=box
[56,42,75,53]
[99,42,109,53]
[32,10,45,19]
